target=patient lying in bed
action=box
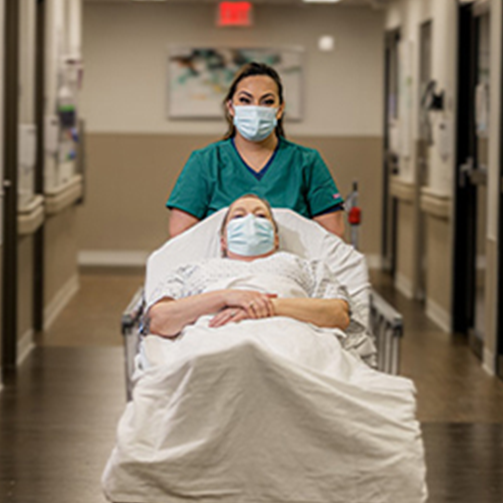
[102,195,427,503]
[146,193,366,347]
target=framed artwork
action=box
[167,47,303,120]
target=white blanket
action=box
[103,316,427,503]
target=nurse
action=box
[167,62,346,238]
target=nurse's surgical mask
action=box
[233,106,278,142]
[226,214,275,256]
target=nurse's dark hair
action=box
[220,194,279,238]
[222,62,286,140]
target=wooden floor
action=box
[1,270,503,502]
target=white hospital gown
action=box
[147,251,369,352]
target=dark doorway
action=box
[453,2,490,360]
[417,20,433,302]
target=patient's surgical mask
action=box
[233,106,278,142]
[226,214,275,256]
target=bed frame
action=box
[121,287,403,401]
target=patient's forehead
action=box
[229,197,270,215]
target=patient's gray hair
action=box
[220,194,279,237]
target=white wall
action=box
[385,0,457,195]
[81,2,384,137]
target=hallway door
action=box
[382,29,400,276]
[454,2,490,359]
[417,20,432,301]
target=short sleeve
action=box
[166,151,211,219]
[306,259,348,300]
[146,266,188,310]
[306,260,372,355]
[305,151,344,217]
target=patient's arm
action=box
[210,298,350,330]
[313,211,345,239]
[149,289,276,337]
[169,209,200,238]
[271,297,350,330]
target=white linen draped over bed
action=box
[102,255,427,503]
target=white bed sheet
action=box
[103,315,427,503]
[145,208,376,364]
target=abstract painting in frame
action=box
[167,47,303,120]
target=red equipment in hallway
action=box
[346,181,362,249]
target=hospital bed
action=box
[121,208,403,401]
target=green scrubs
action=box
[167,137,344,219]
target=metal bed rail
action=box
[369,288,403,375]
[121,287,145,401]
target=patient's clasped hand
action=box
[102,195,427,503]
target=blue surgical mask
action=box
[233,105,278,142]
[226,214,276,257]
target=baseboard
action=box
[17,329,35,366]
[78,250,150,268]
[394,272,414,299]
[482,347,496,376]
[364,254,382,270]
[426,298,452,333]
[44,274,80,331]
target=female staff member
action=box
[167,62,345,238]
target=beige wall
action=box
[395,199,415,297]
[77,133,383,256]
[18,235,34,343]
[81,2,384,137]
[78,2,386,261]
[484,0,502,373]
[425,214,452,329]
[45,207,80,309]
[384,0,457,331]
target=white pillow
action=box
[145,208,369,307]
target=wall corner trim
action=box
[78,250,150,268]
[389,176,415,203]
[17,329,35,366]
[44,274,80,331]
[482,347,496,376]
[426,297,452,333]
[420,187,452,220]
[394,272,414,299]
[45,175,83,216]
[18,195,45,235]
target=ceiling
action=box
[84,0,390,9]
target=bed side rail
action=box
[369,289,403,375]
[121,287,145,401]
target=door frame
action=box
[497,1,503,381]
[33,0,45,332]
[382,28,401,276]
[2,0,20,373]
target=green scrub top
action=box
[167,137,344,219]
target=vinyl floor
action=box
[1,270,502,503]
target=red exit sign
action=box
[218,2,253,27]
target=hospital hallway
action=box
[0,269,502,503]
